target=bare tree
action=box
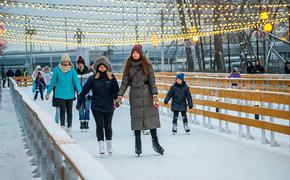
[176,0,195,71]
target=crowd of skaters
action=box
[1,46,289,157]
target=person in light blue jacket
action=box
[45,53,82,136]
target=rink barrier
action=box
[115,74,290,93]
[154,75,290,93]
[9,78,116,180]
[14,76,33,87]
[155,72,290,79]
[157,83,290,151]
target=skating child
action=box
[164,73,193,134]
[33,72,46,100]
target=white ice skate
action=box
[172,124,177,135]
[98,141,105,155]
[184,123,190,134]
[106,140,113,155]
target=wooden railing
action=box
[157,83,290,146]
[117,78,290,150]
[14,76,33,87]
[155,72,290,79]
[115,74,290,93]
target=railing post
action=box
[191,94,199,125]
[245,100,254,139]
[207,96,214,129]
[224,98,231,134]
[268,102,279,147]
[202,95,207,128]
[259,102,269,144]
[238,99,245,138]
[216,97,224,133]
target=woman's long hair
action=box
[123,55,151,76]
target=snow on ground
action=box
[0,88,39,180]
[15,87,290,180]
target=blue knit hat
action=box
[176,73,185,81]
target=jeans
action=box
[79,97,91,120]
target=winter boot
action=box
[85,120,89,129]
[135,139,142,156]
[106,140,113,155]
[184,123,190,133]
[98,141,105,155]
[66,127,72,137]
[152,139,164,155]
[80,121,84,130]
[61,126,66,131]
[172,124,177,135]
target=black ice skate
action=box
[152,140,164,155]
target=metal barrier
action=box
[9,78,116,180]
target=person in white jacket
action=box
[76,56,94,130]
[32,65,47,85]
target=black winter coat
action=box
[77,72,119,113]
[6,70,14,77]
[15,69,22,77]
[254,65,265,74]
[164,82,193,112]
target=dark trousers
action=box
[134,128,158,142]
[92,110,114,141]
[173,111,188,125]
[2,78,6,87]
[58,99,73,128]
[34,89,44,100]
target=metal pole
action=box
[50,46,53,68]
[65,18,68,51]
[25,16,28,67]
[161,10,165,71]
[227,33,231,72]
[256,29,259,61]
[209,35,213,69]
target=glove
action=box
[45,94,49,100]
[189,106,193,109]
[76,104,81,111]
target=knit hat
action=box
[131,44,143,56]
[77,56,85,65]
[176,73,185,81]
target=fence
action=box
[155,72,290,79]
[116,77,290,151]
[115,74,290,93]
[9,78,116,180]
[157,83,290,150]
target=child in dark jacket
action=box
[33,72,46,100]
[164,73,193,134]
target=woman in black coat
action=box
[76,56,119,155]
[164,73,193,134]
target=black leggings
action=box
[134,129,158,142]
[58,99,73,128]
[173,111,188,125]
[92,110,114,141]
